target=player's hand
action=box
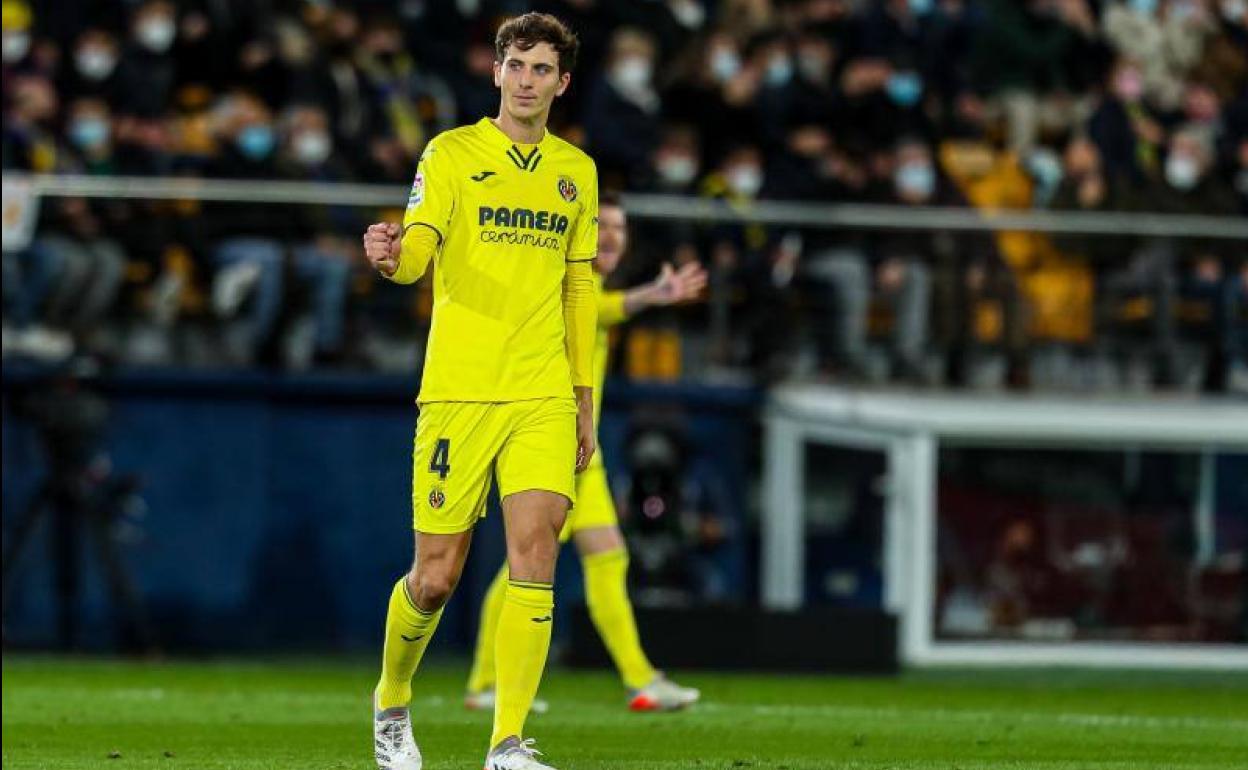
[653,261,708,305]
[363,222,401,276]
[574,387,596,473]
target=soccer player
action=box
[464,193,707,713]
[361,14,597,770]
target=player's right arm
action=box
[362,138,456,283]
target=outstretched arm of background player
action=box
[564,260,598,472]
[362,222,438,284]
[598,260,708,327]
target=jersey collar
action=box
[478,116,550,152]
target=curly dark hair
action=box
[494,13,580,74]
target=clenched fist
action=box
[363,222,401,276]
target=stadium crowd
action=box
[3,0,1246,389]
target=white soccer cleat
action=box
[484,737,556,770]
[374,703,422,770]
[627,674,701,712]
[464,689,549,714]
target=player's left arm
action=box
[565,260,597,472]
[565,162,600,472]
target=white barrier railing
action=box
[12,173,1248,240]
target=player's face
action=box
[595,204,628,276]
[494,43,569,123]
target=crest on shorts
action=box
[428,487,445,509]
[557,175,578,203]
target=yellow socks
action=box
[375,576,443,710]
[467,564,508,694]
[584,548,655,691]
[489,580,554,748]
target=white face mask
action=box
[710,49,740,83]
[293,131,332,165]
[137,16,176,53]
[727,165,763,197]
[657,155,697,186]
[3,31,31,63]
[612,56,652,92]
[76,47,117,81]
[1165,154,1200,190]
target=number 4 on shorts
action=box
[429,438,451,479]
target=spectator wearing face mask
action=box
[647,124,702,194]
[60,28,120,105]
[24,95,128,356]
[835,24,935,157]
[662,30,755,166]
[115,0,179,119]
[630,125,703,303]
[200,92,295,364]
[815,137,1007,383]
[848,0,974,116]
[585,26,663,190]
[1153,125,1241,385]
[64,97,116,173]
[698,144,797,377]
[265,103,360,368]
[1,0,33,72]
[746,31,800,152]
[1101,124,1240,384]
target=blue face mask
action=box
[909,0,935,15]
[895,162,935,199]
[1129,0,1158,15]
[765,56,794,87]
[886,72,923,107]
[237,124,276,160]
[1026,149,1064,207]
[69,117,110,150]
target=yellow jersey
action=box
[403,117,598,403]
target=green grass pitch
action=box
[3,657,1246,769]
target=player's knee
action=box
[507,535,560,579]
[410,570,457,611]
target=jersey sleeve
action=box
[566,161,598,262]
[598,290,627,327]
[402,138,456,241]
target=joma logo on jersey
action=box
[478,206,569,235]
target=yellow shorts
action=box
[412,398,577,534]
[559,459,619,543]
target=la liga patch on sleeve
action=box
[407,172,425,211]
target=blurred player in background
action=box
[464,192,707,713]
[362,13,597,770]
